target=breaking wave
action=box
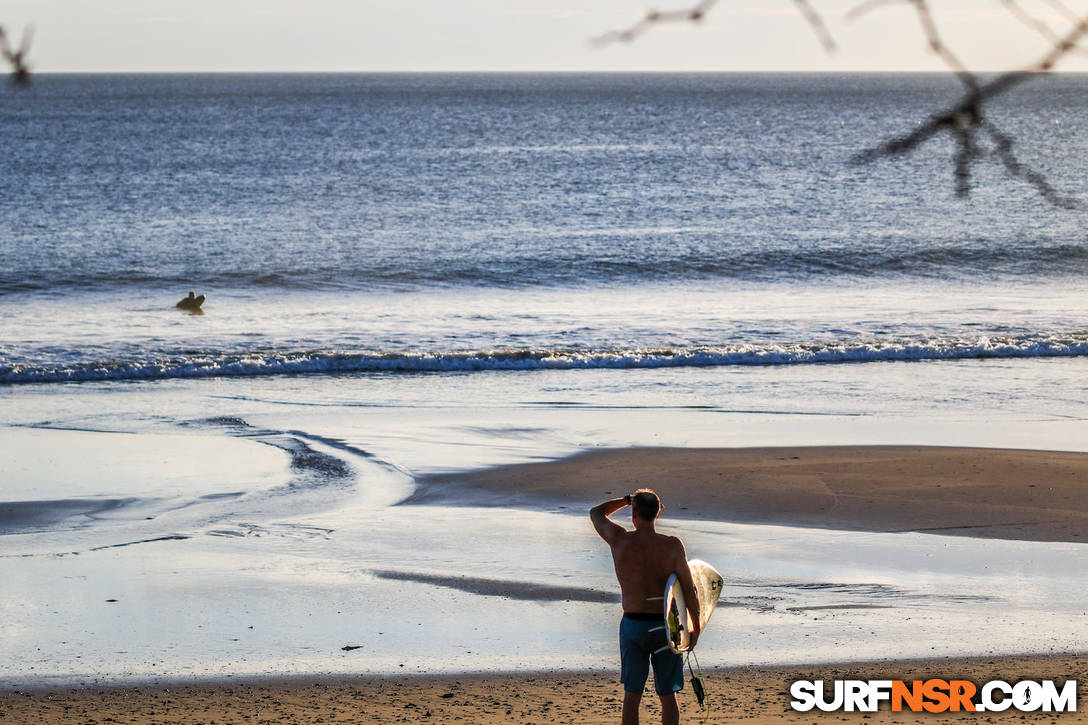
[3,333,1087,385]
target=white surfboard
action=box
[664,559,723,653]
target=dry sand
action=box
[411,446,1088,543]
[2,654,1084,724]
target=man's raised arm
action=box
[590,495,629,545]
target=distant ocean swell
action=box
[3,335,1087,385]
[1,242,1085,293]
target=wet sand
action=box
[3,654,1084,724]
[5,445,1086,718]
[410,446,1088,543]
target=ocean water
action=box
[1,73,1087,684]
[2,73,1087,384]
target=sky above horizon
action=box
[4,0,1088,74]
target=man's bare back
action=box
[608,527,687,615]
[591,491,700,630]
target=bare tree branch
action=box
[849,0,977,90]
[593,0,836,52]
[595,0,1087,206]
[792,0,837,52]
[1041,0,1082,26]
[591,0,719,47]
[982,118,1081,208]
[1026,5,1088,71]
[1002,0,1088,56]
[849,0,1088,206]
[846,0,903,20]
[0,24,32,86]
[1004,0,1062,43]
[907,0,977,90]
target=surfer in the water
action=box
[591,489,700,725]
[176,291,205,311]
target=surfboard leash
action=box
[685,649,711,724]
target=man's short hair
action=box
[632,488,662,521]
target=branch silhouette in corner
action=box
[596,0,1088,208]
[0,24,33,86]
[849,0,1086,208]
[592,0,835,52]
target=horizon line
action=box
[21,68,1088,75]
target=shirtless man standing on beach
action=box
[591,489,700,725]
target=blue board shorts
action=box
[619,613,684,695]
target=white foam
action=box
[4,333,1088,384]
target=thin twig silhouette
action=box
[1042,0,1081,26]
[1000,0,1088,55]
[593,0,835,52]
[596,0,1088,206]
[850,0,1088,207]
[792,0,837,52]
[591,0,718,47]
[0,24,32,86]
[849,0,978,90]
